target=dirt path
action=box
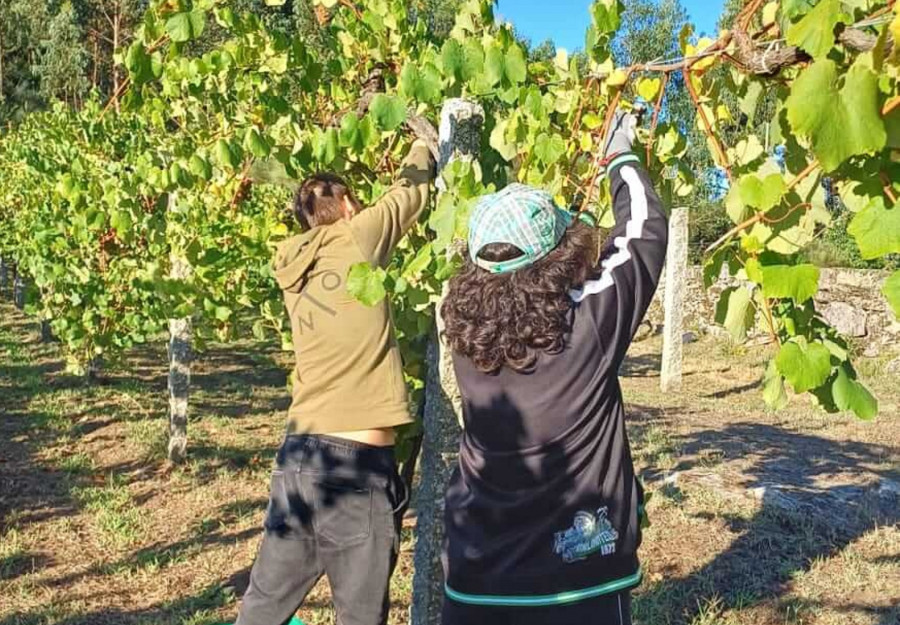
[1,304,897,625]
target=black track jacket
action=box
[444,154,668,607]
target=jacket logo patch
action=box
[553,507,618,563]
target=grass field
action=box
[1,301,897,625]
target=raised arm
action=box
[570,113,669,366]
[349,139,436,266]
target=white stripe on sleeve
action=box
[570,165,649,303]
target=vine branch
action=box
[683,67,733,182]
[703,161,820,254]
[646,72,669,168]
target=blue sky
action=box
[497,0,725,53]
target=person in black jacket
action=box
[439,110,669,625]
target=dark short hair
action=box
[441,220,599,374]
[293,173,362,230]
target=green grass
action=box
[72,474,145,548]
[55,452,95,475]
[125,416,169,460]
[2,303,898,625]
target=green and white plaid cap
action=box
[468,184,574,274]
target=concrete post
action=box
[411,99,484,625]
[0,257,8,297]
[13,273,25,310]
[167,192,192,463]
[661,207,689,392]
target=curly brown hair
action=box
[441,220,600,374]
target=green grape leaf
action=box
[347,262,387,307]
[110,210,133,235]
[369,94,407,132]
[762,359,789,410]
[441,39,465,81]
[214,305,232,322]
[485,43,527,87]
[125,42,153,84]
[782,0,813,19]
[738,172,786,212]
[339,114,374,152]
[847,198,900,259]
[402,242,434,279]
[785,0,843,59]
[884,270,900,319]
[759,263,819,303]
[591,0,623,35]
[314,128,339,164]
[399,63,441,104]
[166,11,206,43]
[714,286,755,342]
[489,118,518,161]
[462,40,485,81]
[189,155,212,181]
[245,128,271,159]
[636,77,661,102]
[484,45,505,87]
[215,138,241,170]
[725,185,752,224]
[775,339,833,393]
[504,44,527,84]
[832,366,878,420]
[786,57,886,171]
[429,194,457,253]
[534,132,566,166]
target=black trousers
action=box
[236,435,406,625]
[442,592,632,625]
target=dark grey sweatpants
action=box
[236,435,405,625]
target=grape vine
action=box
[0,0,898,431]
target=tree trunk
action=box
[166,193,192,463]
[0,27,5,105]
[411,99,484,625]
[112,4,120,112]
[91,36,99,90]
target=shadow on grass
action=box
[0,552,52,582]
[629,413,900,625]
[0,580,238,625]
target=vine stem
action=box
[738,0,766,31]
[883,95,900,117]
[100,35,169,119]
[762,202,812,226]
[646,72,670,168]
[565,78,599,192]
[881,172,898,204]
[580,70,633,212]
[339,0,363,20]
[683,67,733,182]
[760,293,781,346]
[703,160,821,254]
[786,160,821,192]
[377,133,401,172]
[230,160,254,211]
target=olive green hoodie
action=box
[273,141,434,435]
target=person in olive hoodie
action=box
[236,138,436,625]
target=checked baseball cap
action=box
[468,184,574,274]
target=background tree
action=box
[32,2,91,107]
[0,0,50,122]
